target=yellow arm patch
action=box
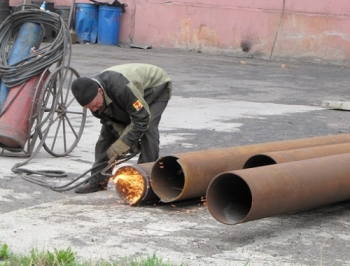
[132,100,143,111]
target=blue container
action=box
[0,22,44,112]
[98,6,122,46]
[75,3,98,43]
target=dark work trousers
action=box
[90,100,169,185]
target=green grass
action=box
[0,243,177,266]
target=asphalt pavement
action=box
[1,44,350,266]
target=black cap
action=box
[71,77,99,106]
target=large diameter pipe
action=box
[206,153,350,225]
[243,143,350,168]
[113,163,160,206]
[151,133,350,203]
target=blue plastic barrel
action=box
[75,3,98,43]
[98,6,122,46]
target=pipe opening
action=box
[206,173,252,225]
[151,156,185,202]
[113,166,148,206]
[243,155,276,169]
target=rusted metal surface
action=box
[114,163,160,206]
[243,142,350,168]
[151,133,350,203]
[206,152,350,225]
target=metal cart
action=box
[0,5,86,159]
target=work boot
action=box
[74,181,108,194]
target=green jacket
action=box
[91,63,172,151]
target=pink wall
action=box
[8,0,350,63]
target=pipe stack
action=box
[115,133,350,225]
[150,133,350,203]
[206,152,350,224]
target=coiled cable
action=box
[0,5,71,88]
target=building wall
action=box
[9,0,350,64]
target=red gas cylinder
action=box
[0,72,49,150]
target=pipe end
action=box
[206,172,252,225]
[243,155,276,169]
[151,156,185,202]
[113,166,147,206]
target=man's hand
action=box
[106,139,130,164]
[107,150,120,164]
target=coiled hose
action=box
[0,5,73,178]
[0,5,71,88]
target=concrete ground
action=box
[1,44,350,266]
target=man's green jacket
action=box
[91,63,172,153]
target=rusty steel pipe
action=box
[114,163,160,206]
[151,133,350,203]
[243,143,350,168]
[206,153,350,225]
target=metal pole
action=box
[206,152,350,225]
[151,133,350,203]
[68,0,75,29]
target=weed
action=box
[0,244,181,266]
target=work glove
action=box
[107,139,130,164]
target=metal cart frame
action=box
[0,5,86,158]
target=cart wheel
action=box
[37,66,87,157]
[25,68,53,156]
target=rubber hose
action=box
[0,5,71,87]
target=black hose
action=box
[18,152,140,192]
[19,161,111,192]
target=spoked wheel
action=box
[25,68,53,156]
[37,66,87,157]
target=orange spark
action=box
[113,166,145,206]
